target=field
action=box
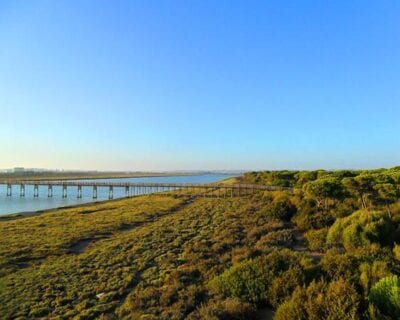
[1,168,400,319]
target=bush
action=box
[246,221,285,242]
[369,275,400,318]
[267,266,305,307]
[209,250,302,305]
[274,279,360,320]
[255,230,295,249]
[189,298,256,320]
[273,287,307,320]
[264,195,296,221]
[208,258,268,304]
[393,244,400,261]
[327,210,397,251]
[304,228,328,251]
[321,250,357,280]
[359,261,391,296]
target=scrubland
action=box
[1,168,400,319]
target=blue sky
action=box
[0,1,399,171]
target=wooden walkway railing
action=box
[0,180,292,199]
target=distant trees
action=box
[343,173,399,209]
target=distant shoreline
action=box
[0,171,237,182]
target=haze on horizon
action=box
[0,1,399,171]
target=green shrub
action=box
[369,275,400,318]
[327,210,397,251]
[274,279,360,320]
[273,287,307,320]
[261,195,296,221]
[208,258,268,304]
[267,266,305,307]
[359,261,391,296]
[321,250,357,280]
[304,228,328,251]
[209,250,302,305]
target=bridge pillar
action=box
[20,184,25,197]
[125,186,130,197]
[48,185,53,197]
[109,186,113,199]
[6,184,12,197]
[62,185,67,198]
[93,186,97,199]
[77,185,82,199]
[34,184,39,197]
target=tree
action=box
[304,178,345,210]
[343,173,398,209]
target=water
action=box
[0,174,234,216]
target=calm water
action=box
[0,174,234,216]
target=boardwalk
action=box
[1,180,291,199]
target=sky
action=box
[0,1,399,171]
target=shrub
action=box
[393,244,400,261]
[262,195,296,221]
[246,221,285,242]
[327,210,397,251]
[274,279,360,320]
[321,250,357,281]
[304,228,328,251]
[208,258,268,304]
[231,246,257,265]
[359,261,391,296]
[255,230,295,249]
[209,250,302,305]
[369,275,400,318]
[189,298,256,320]
[273,287,307,320]
[293,210,334,230]
[267,266,305,307]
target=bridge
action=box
[0,180,290,199]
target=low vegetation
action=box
[0,167,399,319]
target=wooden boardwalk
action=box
[1,180,291,199]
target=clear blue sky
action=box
[0,1,399,171]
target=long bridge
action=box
[0,180,290,199]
